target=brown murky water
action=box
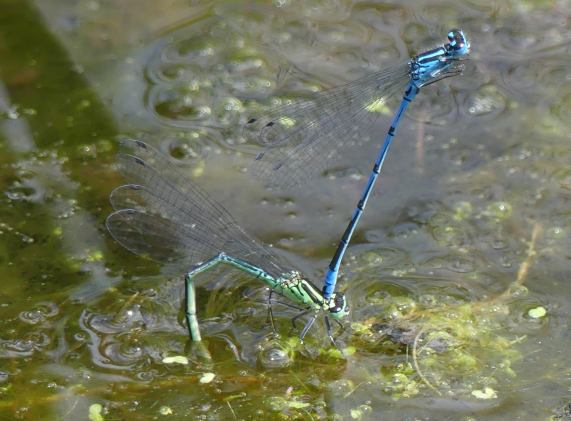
[1,0,570,419]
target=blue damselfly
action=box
[107,30,470,345]
[245,29,471,307]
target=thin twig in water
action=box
[299,407,315,421]
[515,222,542,287]
[227,401,237,421]
[112,292,140,323]
[343,381,368,399]
[485,221,542,306]
[412,326,441,396]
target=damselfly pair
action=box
[106,29,471,346]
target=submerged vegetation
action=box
[366,224,542,398]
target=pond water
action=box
[1,0,570,419]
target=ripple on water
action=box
[412,4,464,29]
[100,340,144,368]
[501,60,542,98]
[19,301,59,325]
[420,253,477,273]
[500,57,571,102]
[136,370,159,382]
[149,132,223,166]
[354,247,412,269]
[429,212,472,247]
[313,23,400,69]
[385,222,421,240]
[212,96,244,127]
[80,308,181,371]
[298,0,351,20]
[144,15,270,137]
[83,309,144,335]
[4,182,40,202]
[163,37,219,65]
[148,62,197,84]
[0,332,50,358]
[462,84,508,119]
[494,26,545,52]
[258,339,293,369]
[494,17,568,54]
[314,20,372,49]
[362,281,414,306]
[407,86,460,126]
[147,84,212,125]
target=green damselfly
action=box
[106,139,349,344]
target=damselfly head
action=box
[446,28,470,57]
[328,292,349,319]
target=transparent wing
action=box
[244,63,411,189]
[106,139,287,276]
[107,208,196,264]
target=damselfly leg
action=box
[291,309,311,329]
[266,289,276,332]
[264,289,306,332]
[420,69,464,87]
[324,316,335,346]
[291,311,343,346]
[300,314,317,342]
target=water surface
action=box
[1,0,570,419]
